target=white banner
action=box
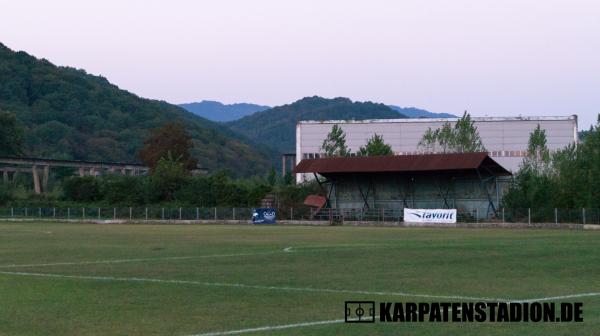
[403,208,457,223]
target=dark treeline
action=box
[0,170,319,209]
[503,116,600,209]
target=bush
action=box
[62,176,101,202]
[100,175,147,205]
[0,183,12,205]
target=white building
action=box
[296,116,578,183]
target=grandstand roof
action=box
[292,152,511,176]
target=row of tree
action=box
[320,111,485,157]
[503,116,600,209]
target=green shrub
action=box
[62,176,101,202]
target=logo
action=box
[345,301,375,323]
[263,210,276,221]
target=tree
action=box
[0,110,24,156]
[321,124,350,157]
[150,153,189,201]
[418,111,486,153]
[522,125,551,173]
[357,134,393,156]
[138,123,198,171]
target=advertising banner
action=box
[252,208,276,224]
[403,208,457,223]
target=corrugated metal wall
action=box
[296,116,577,183]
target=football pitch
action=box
[0,222,599,335]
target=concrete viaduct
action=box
[0,157,149,194]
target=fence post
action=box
[82,208,85,219]
[555,208,558,224]
[98,208,101,220]
[11,207,13,218]
[381,208,385,222]
[179,207,182,220]
[233,208,236,220]
[214,207,217,221]
[113,208,116,220]
[162,208,165,220]
[145,208,148,220]
[196,207,199,220]
[476,208,479,223]
[53,207,56,218]
[583,208,586,225]
[25,208,28,217]
[67,208,70,220]
[528,208,531,225]
[329,208,333,225]
[39,207,42,218]
[130,207,133,220]
[502,208,505,223]
[290,207,293,220]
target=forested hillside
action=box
[0,43,270,176]
[179,100,269,122]
[227,96,406,154]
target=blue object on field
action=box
[252,208,276,224]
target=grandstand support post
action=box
[179,208,182,220]
[113,208,116,220]
[130,207,132,220]
[196,207,199,220]
[528,208,531,225]
[555,208,558,224]
[42,165,49,192]
[583,208,586,225]
[145,208,148,220]
[32,165,41,194]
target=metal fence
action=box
[0,207,598,225]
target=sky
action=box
[1,0,599,129]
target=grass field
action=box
[0,222,599,335]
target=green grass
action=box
[0,222,599,335]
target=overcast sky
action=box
[1,0,598,129]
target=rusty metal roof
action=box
[292,152,511,175]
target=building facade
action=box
[296,116,578,183]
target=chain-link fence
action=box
[0,207,598,225]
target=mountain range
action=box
[180,101,456,122]
[178,101,269,122]
[1,42,457,175]
[0,43,270,176]
[226,96,405,154]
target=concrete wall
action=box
[296,116,577,183]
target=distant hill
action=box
[227,96,406,154]
[388,105,456,118]
[179,100,270,122]
[0,43,270,176]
